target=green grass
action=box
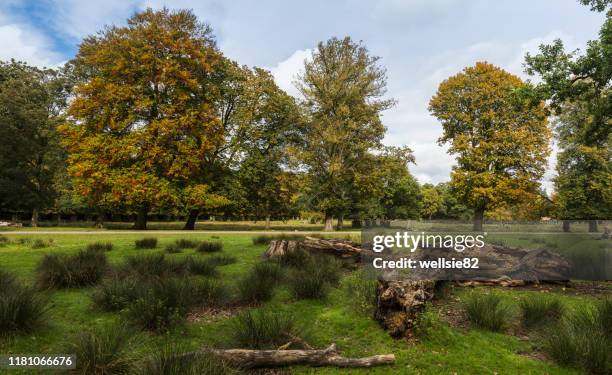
[0,232,603,374]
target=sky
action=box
[0,0,607,191]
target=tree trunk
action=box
[31,208,39,227]
[562,220,571,232]
[183,209,199,230]
[204,344,395,368]
[588,220,598,233]
[134,206,148,230]
[473,207,484,232]
[265,214,271,230]
[323,212,334,231]
[336,213,344,230]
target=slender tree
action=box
[429,62,551,231]
[61,8,224,229]
[296,37,395,230]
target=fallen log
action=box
[199,343,395,368]
[264,236,365,260]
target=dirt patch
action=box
[187,306,246,323]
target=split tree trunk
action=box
[134,207,148,230]
[589,220,598,233]
[183,209,199,230]
[30,208,39,227]
[323,212,334,231]
[204,343,395,368]
[264,237,365,260]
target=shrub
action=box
[463,291,512,331]
[206,255,237,267]
[31,238,54,249]
[0,270,48,335]
[519,294,564,328]
[544,301,611,374]
[140,344,237,375]
[343,268,378,315]
[174,239,200,249]
[165,243,182,254]
[231,309,299,349]
[135,237,158,249]
[196,241,223,253]
[126,278,194,331]
[92,277,142,312]
[67,323,134,374]
[181,257,217,277]
[86,242,114,252]
[37,249,108,288]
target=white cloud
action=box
[0,23,63,67]
[267,49,311,98]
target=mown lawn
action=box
[0,232,606,374]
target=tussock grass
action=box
[342,268,378,315]
[86,242,113,252]
[544,299,612,374]
[36,249,108,288]
[463,291,512,331]
[192,279,230,306]
[0,269,48,335]
[165,243,182,254]
[196,241,223,253]
[231,309,299,349]
[519,294,564,328]
[181,257,217,277]
[91,276,141,312]
[174,239,200,249]
[31,238,54,249]
[206,255,237,267]
[140,344,238,375]
[237,262,280,304]
[135,237,158,249]
[67,323,134,375]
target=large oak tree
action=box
[429,62,551,231]
[61,8,224,229]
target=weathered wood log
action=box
[201,343,395,368]
[264,237,365,259]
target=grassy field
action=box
[0,232,609,374]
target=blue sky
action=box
[0,0,606,190]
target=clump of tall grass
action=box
[278,248,311,268]
[126,278,194,331]
[36,249,108,288]
[174,239,200,249]
[286,254,343,300]
[196,241,223,253]
[231,309,300,349]
[165,243,182,254]
[206,255,237,267]
[519,294,564,328]
[463,291,512,331]
[135,237,158,249]
[181,257,217,277]
[0,234,9,246]
[544,298,611,374]
[192,279,230,306]
[140,344,238,375]
[342,268,378,315]
[92,276,142,312]
[237,262,282,304]
[67,322,134,375]
[86,242,114,252]
[31,238,54,249]
[0,269,48,335]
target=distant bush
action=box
[206,255,237,267]
[141,344,238,375]
[135,237,158,249]
[544,299,611,374]
[67,323,134,375]
[519,294,564,328]
[92,277,142,312]
[165,243,182,254]
[463,292,512,331]
[196,241,223,253]
[31,238,54,249]
[174,239,200,249]
[231,309,299,349]
[0,269,48,335]
[37,249,108,288]
[86,242,114,252]
[126,277,194,331]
